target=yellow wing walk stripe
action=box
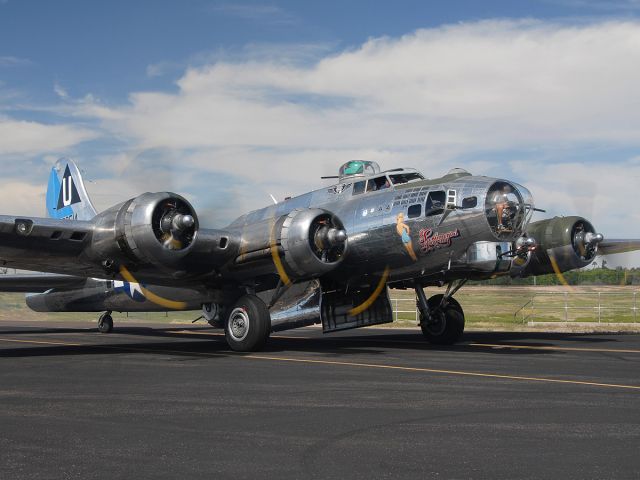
[119,266,188,310]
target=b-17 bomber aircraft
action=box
[0,159,638,351]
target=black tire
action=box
[224,295,271,352]
[97,314,113,334]
[420,294,465,345]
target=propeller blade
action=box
[598,239,640,256]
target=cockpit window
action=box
[426,191,446,216]
[366,176,391,192]
[353,181,366,195]
[389,172,424,185]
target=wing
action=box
[0,215,99,276]
[0,273,86,292]
[0,211,236,286]
[598,239,640,256]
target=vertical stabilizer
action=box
[46,158,98,220]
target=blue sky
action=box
[2,0,640,264]
[3,0,638,104]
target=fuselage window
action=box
[462,196,478,209]
[426,191,446,216]
[353,181,366,195]
[407,204,422,218]
[366,176,391,192]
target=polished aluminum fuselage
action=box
[226,171,525,288]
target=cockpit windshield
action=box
[389,172,424,185]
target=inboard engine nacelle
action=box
[234,208,348,281]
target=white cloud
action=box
[522,157,640,239]
[53,82,69,100]
[79,20,640,156]
[0,181,46,216]
[0,119,97,155]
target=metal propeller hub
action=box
[572,221,603,261]
[310,215,348,264]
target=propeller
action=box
[310,215,348,264]
[153,198,197,251]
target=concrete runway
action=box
[1,320,639,479]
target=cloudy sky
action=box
[1,0,640,264]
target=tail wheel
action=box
[420,294,465,345]
[97,312,113,334]
[224,295,271,352]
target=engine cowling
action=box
[279,209,348,279]
[518,216,603,277]
[91,192,199,271]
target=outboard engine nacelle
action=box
[90,192,199,272]
[515,216,603,277]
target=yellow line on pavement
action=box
[2,336,639,391]
[173,330,640,353]
[245,354,640,391]
[469,343,640,354]
[0,337,83,346]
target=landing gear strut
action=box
[415,281,466,345]
[97,311,113,333]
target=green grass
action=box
[3,286,640,331]
[388,285,640,330]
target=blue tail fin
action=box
[46,158,97,220]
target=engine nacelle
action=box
[231,208,348,281]
[279,209,348,279]
[516,216,603,277]
[90,192,199,271]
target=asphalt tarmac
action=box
[1,320,639,480]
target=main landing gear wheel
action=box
[97,311,113,334]
[420,294,465,345]
[224,295,271,352]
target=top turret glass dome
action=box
[338,160,381,180]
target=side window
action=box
[426,191,446,216]
[462,196,477,209]
[407,204,421,218]
[353,181,366,195]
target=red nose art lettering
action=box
[418,228,461,253]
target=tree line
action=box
[472,267,640,286]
